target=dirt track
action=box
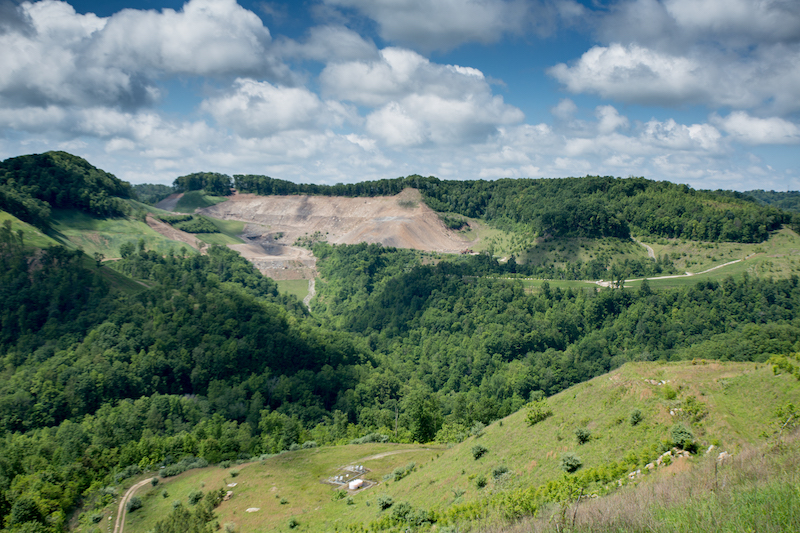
[197,189,475,280]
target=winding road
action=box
[113,477,157,533]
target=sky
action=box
[1,0,799,190]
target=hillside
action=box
[2,151,800,533]
[195,188,474,280]
[107,360,800,533]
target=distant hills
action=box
[2,151,800,533]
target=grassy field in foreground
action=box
[122,444,442,533]
[115,361,800,532]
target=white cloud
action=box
[201,78,352,138]
[713,112,800,145]
[0,0,288,111]
[321,47,523,146]
[324,0,531,51]
[277,25,379,62]
[595,105,628,134]
[548,42,800,113]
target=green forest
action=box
[0,152,799,532]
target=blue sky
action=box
[1,0,799,190]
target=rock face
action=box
[197,189,476,280]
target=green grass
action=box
[120,362,800,532]
[49,209,196,258]
[194,216,245,245]
[276,279,311,301]
[124,444,442,533]
[174,191,229,213]
[0,211,60,248]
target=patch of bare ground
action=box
[144,215,203,251]
[198,188,476,279]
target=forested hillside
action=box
[0,152,133,228]
[1,152,799,533]
[235,174,786,242]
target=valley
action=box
[1,152,799,533]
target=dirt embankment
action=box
[197,189,475,280]
[145,215,204,251]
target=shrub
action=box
[280,497,288,505]
[629,409,644,426]
[188,490,204,505]
[492,465,509,479]
[229,470,240,478]
[302,440,318,449]
[377,494,394,510]
[150,477,159,487]
[526,399,553,426]
[126,496,143,512]
[575,427,591,445]
[475,475,487,489]
[560,453,582,474]
[332,490,347,501]
[288,517,299,529]
[472,444,488,460]
[391,462,416,481]
[162,490,169,498]
[219,460,233,469]
[350,433,389,444]
[91,514,103,524]
[671,423,697,452]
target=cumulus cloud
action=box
[277,25,379,62]
[548,42,800,113]
[0,0,288,111]
[321,47,523,146]
[201,78,353,138]
[324,0,579,51]
[713,112,800,145]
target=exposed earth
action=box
[191,188,476,280]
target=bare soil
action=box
[145,215,203,251]
[197,189,476,280]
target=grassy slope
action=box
[115,361,800,532]
[276,279,311,301]
[173,191,229,213]
[121,444,442,533]
[49,209,197,258]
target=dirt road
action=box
[113,477,157,533]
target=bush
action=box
[126,496,143,512]
[575,427,591,445]
[332,489,347,501]
[229,470,240,478]
[188,490,204,505]
[377,494,394,510]
[629,409,644,426]
[150,477,159,487]
[350,433,390,444]
[526,399,553,426]
[472,444,488,460]
[560,453,583,474]
[671,423,697,452]
[302,440,318,449]
[475,475,487,489]
[288,517,299,529]
[492,465,509,479]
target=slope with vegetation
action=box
[0,152,799,533]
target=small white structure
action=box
[348,479,364,490]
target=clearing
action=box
[196,188,475,280]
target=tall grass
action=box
[491,433,800,533]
